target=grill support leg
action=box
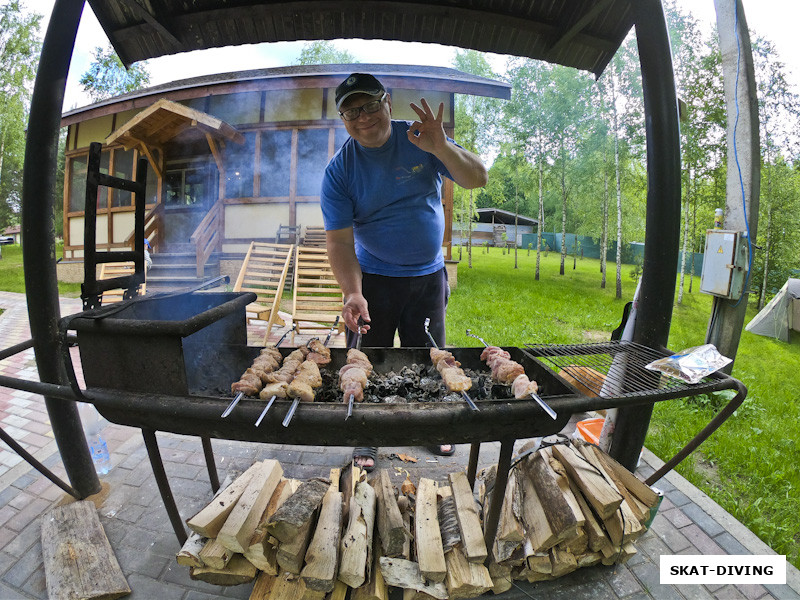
[142,428,187,545]
[467,442,480,488]
[483,438,514,554]
[201,436,220,493]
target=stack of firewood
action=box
[176,439,661,599]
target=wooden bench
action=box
[290,245,345,336]
[98,262,146,304]
[232,242,294,331]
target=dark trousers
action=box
[346,267,449,348]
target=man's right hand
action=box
[342,293,371,334]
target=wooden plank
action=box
[519,451,579,542]
[269,571,325,600]
[497,469,524,543]
[352,546,387,600]
[245,478,295,572]
[41,500,131,600]
[551,443,623,520]
[372,469,406,558]
[414,478,446,583]
[443,546,493,599]
[249,571,276,600]
[187,462,260,538]
[218,459,284,553]
[268,478,330,543]
[301,485,344,592]
[549,547,578,578]
[327,581,349,600]
[447,471,488,563]
[199,538,234,569]
[584,443,660,507]
[339,479,377,588]
[190,554,257,586]
[567,478,612,553]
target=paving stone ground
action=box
[0,291,799,599]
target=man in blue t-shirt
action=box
[321,73,487,469]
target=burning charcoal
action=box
[382,395,408,404]
[418,377,441,393]
[442,392,462,403]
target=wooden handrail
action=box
[124,202,164,251]
[189,199,223,277]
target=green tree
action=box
[296,41,356,65]
[79,46,150,102]
[0,0,42,229]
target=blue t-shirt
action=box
[321,120,455,277]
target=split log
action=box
[217,459,284,553]
[268,478,330,544]
[576,551,602,568]
[448,471,488,563]
[518,469,558,552]
[436,487,461,552]
[328,580,349,600]
[278,519,316,574]
[41,501,131,600]
[551,443,622,520]
[249,571,275,599]
[198,538,234,569]
[497,469,525,543]
[178,472,235,568]
[567,478,611,553]
[549,546,578,578]
[541,447,586,527]
[519,451,579,542]
[379,557,448,599]
[372,469,406,557]
[339,479,377,588]
[579,441,660,508]
[190,554,257,586]
[400,498,412,560]
[523,538,551,575]
[617,541,638,564]
[487,561,513,595]
[302,483,344,592]
[187,462,260,538]
[245,478,298,573]
[352,547,387,600]
[443,545,493,599]
[414,478,446,583]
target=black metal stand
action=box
[142,428,187,545]
[201,436,220,492]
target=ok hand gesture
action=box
[407,98,447,155]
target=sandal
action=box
[352,446,377,472]
[428,443,455,457]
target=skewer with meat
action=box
[254,350,307,426]
[281,358,324,427]
[430,348,472,392]
[305,338,332,365]
[263,347,308,383]
[339,348,373,406]
[230,347,283,397]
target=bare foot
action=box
[353,454,374,469]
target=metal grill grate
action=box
[522,341,718,399]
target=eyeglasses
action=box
[339,93,386,121]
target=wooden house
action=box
[58,63,510,289]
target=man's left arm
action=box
[407,98,488,190]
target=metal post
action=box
[609,0,682,472]
[201,436,220,492]
[483,438,514,553]
[142,429,188,544]
[21,0,100,497]
[706,0,760,369]
[467,442,480,488]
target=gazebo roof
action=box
[477,207,538,226]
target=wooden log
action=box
[372,469,406,557]
[301,485,344,592]
[518,469,558,552]
[187,463,260,538]
[487,561,513,595]
[585,445,650,523]
[497,470,525,543]
[400,500,412,560]
[190,554,257,586]
[249,571,275,600]
[577,551,602,568]
[443,545,493,599]
[340,463,363,523]
[541,447,586,527]
[178,472,235,568]
[523,538,552,575]
[327,580,348,600]
[269,571,326,600]
[379,557,448,599]
[549,546,578,578]
[551,443,622,520]
[448,471,488,563]
[414,478,446,583]
[352,546,387,600]
[579,441,660,507]
[558,526,588,556]
[245,478,298,573]
[436,487,461,552]
[218,459,284,553]
[519,451,579,542]
[339,480,377,588]
[268,478,330,544]
[567,478,612,553]
[617,541,638,564]
[199,538,234,569]
[278,518,316,574]
[41,500,131,600]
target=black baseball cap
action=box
[335,73,385,110]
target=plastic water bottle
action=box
[89,434,110,475]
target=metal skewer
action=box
[466,328,557,420]
[283,317,339,428]
[255,394,277,427]
[425,318,479,411]
[345,317,364,421]
[222,323,297,419]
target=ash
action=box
[316,363,511,404]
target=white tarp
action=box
[745,278,800,342]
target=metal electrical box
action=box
[700,229,748,299]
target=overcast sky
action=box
[24,0,800,111]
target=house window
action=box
[259,130,292,197]
[111,148,134,207]
[296,129,329,197]
[68,155,88,212]
[165,160,214,206]
[223,132,256,199]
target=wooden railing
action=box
[189,198,223,278]
[124,202,164,251]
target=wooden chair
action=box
[302,226,327,248]
[98,262,146,304]
[291,245,345,336]
[232,242,294,332]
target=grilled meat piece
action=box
[306,339,332,365]
[512,374,539,398]
[260,381,289,400]
[429,347,472,392]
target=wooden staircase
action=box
[145,243,221,293]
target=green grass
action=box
[0,244,82,297]
[447,247,800,568]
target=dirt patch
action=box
[582,330,609,343]
[693,450,723,488]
